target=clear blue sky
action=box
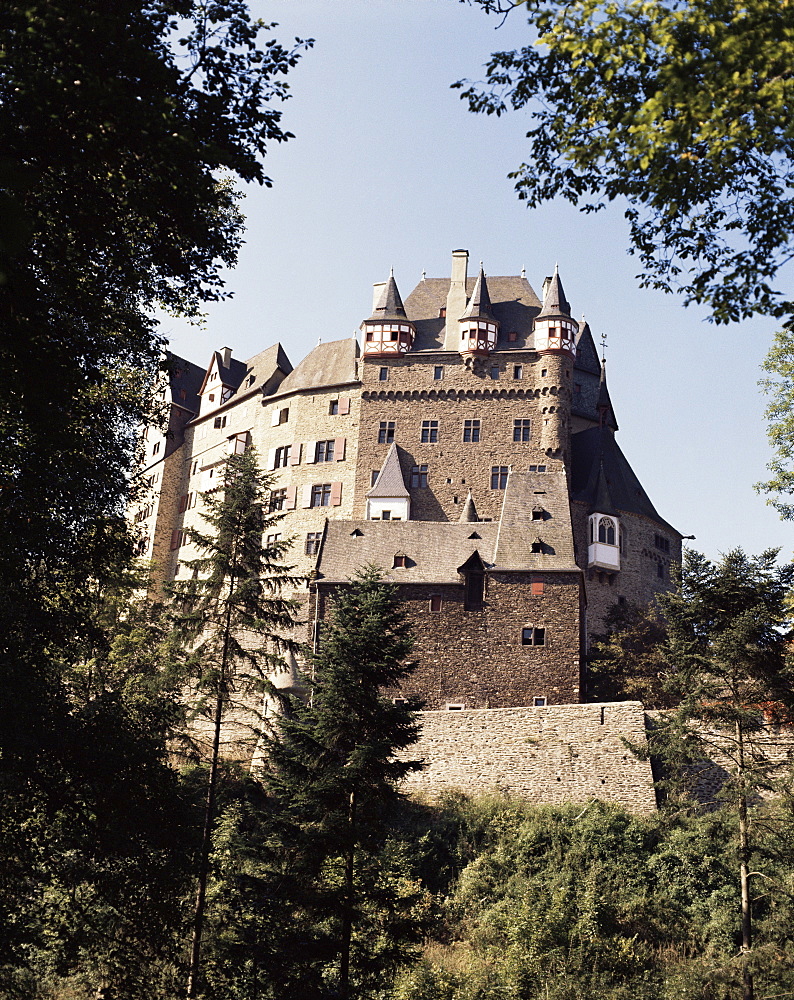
[161,0,790,564]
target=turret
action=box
[533,265,577,356]
[458,264,499,358]
[361,270,415,357]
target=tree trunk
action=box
[340,788,356,999]
[186,569,237,998]
[737,721,754,1000]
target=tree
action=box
[649,549,794,1000]
[259,568,425,1000]
[169,447,302,999]
[587,601,673,707]
[456,0,794,326]
[759,324,794,518]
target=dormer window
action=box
[393,553,406,568]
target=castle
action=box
[136,249,682,715]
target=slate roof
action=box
[494,468,579,572]
[316,520,500,584]
[367,443,410,498]
[403,275,542,351]
[168,353,205,414]
[538,265,571,318]
[570,426,680,535]
[366,273,409,322]
[458,492,479,522]
[244,343,293,397]
[460,266,496,322]
[276,337,359,395]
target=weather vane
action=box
[600,331,608,363]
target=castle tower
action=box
[534,266,576,458]
[458,264,499,358]
[361,270,415,357]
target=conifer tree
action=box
[169,447,302,999]
[654,548,794,1000]
[260,567,424,1000]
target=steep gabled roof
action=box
[276,337,359,395]
[367,443,409,498]
[167,353,205,413]
[494,468,579,571]
[571,426,680,535]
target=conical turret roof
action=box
[458,491,479,522]
[366,443,410,498]
[538,264,571,318]
[597,361,618,431]
[367,271,408,323]
[460,265,496,322]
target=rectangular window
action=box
[378,421,395,444]
[657,562,665,579]
[533,696,547,707]
[379,367,389,381]
[392,554,406,568]
[430,595,442,613]
[381,510,391,521]
[528,464,547,473]
[434,366,444,380]
[513,364,523,379]
[269,488,287,511]
[329,400,339,415]
[421,420,438,443]
[315,439,335,462]
[305,532,322,555]
[513,418,531,442]
[508,331,518,342]
[491,466,509,489]
[371,470,380,486]
[266,533,281,546]
[489,366,500,380]
[310,484,332,507]
[170,529,183,551]
[410,464,428,488]
[463,419,480,442]
[522,627,546,646]
[654,534,671,554]
[274,445,291,469]
[446,703,464,711]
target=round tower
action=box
[534,266,576,458]
[361,270,415,358]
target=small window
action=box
[280,407,289,424]
[654,534,671,554]
[513,418,531,442]
[378,421,395,444]
[574,382,582,394]
[266,533,281,546]
[247,374,256,387]
[410,464,428,488]
[179,388,187,400]
[463,419,480,442]
[371,470,380,486]
[381,510,391,520]
[508,331,518,342]
[434,366,444,380]
[447,703,464,711]
[305,532,322,555]
[532,506,544,521]
[152,441,160,455]
[274,445,291,469]
[491,466,509,490]
[310,484,332,507]
[430,595,442,612]
[531,540,543,553]
[513,364,523,379]
[522,627,546,646]
[598,517,616,545]
[421,420,438,443]
[379,367,389,382]
[489,366,500,380]
[392,553,406,568]
[191,460,198,475]
[533,696,547,707]
[528,464,547,473]
[657,562,665,579]
[214,415,227,429]
[541,368,547,377]
[329,400,339,415]
[269,488,287,511]
[439,307,446,318]
[315,440,335,462]
[393,698,408,706]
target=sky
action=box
[160,0,791,564]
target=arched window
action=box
[598,517,616,545]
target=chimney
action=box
[221,346,232,368]
[444,249,469,350]
[371,282,386,312]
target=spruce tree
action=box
[169,447,302,999]
[260,567,423,1000]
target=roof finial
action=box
[421,269,426,281]
[600,331,608,363]
[521,265,526,278]
[389,266,394,278]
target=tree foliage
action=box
[258,568,426,999]
[457,0,794,325]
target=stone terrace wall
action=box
[401,701,657,814]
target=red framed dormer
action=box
[361,270,415,358]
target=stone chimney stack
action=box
[371,282,386,312]
[221,346,232,368]
[444,249,469,350]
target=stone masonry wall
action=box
[401,701,657,814]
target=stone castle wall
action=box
[401,701,657,813]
